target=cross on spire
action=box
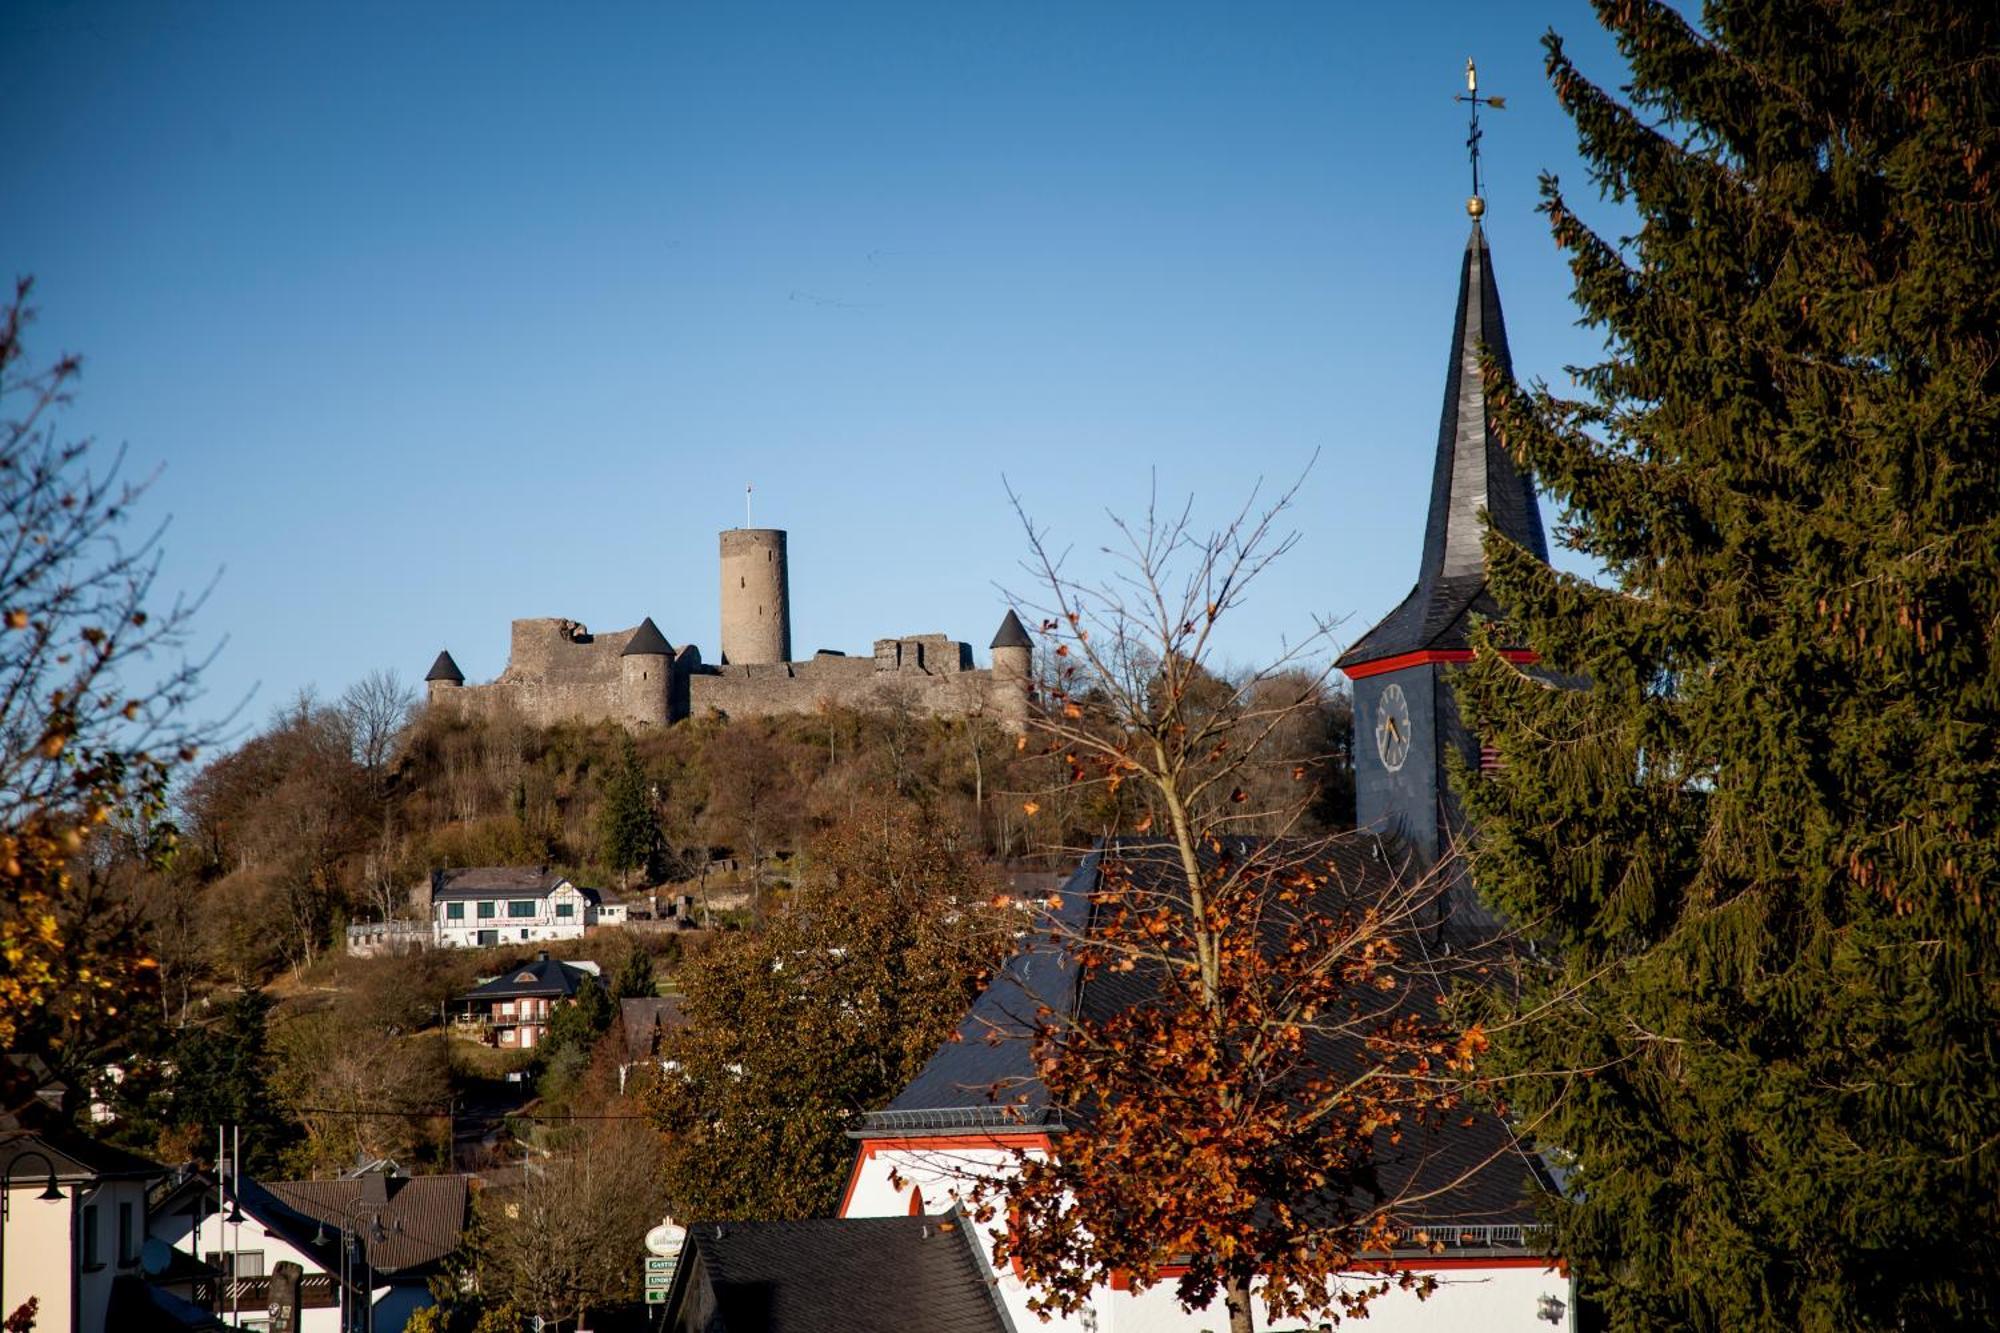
[1454,58,1506,217]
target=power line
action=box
[272,1104,656,1122]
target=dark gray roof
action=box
[669,1213,1009,1333]
[262,1174,470,1274]
[430,866,568,900]
[425,651,465,684]
[622,617,673,657]
[621,995,686,1058]
[1340,221,1548,668]
[0,1126,165,1184]
[865,856,1097,1134]
[863,838,1544,1231]
[458,953,596,1002]
[990,610,1033,651]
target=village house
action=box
[426,867,626,950]
[148,1161,469,1333]
[0,1121,167,1333]
[450,952,602,1050]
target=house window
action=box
[206,1250,265,1279]
[554,903,574,919]
[476,901,496,919]
[81,1203,101,1267]
[118,1200,137,1265]
[446,902,465,921]
[508,901,537,919]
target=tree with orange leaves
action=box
[974,481,1522,1332]
[0,279,212,1094]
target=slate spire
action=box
[990,609,1033,650]
[621,616,673,657]
[425,650,465,684]
[1337,220,1548,667]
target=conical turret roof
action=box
[1338,221,1548,668]
[425,650,465,684]
[621,617,673,657]
[990,609,1033,650]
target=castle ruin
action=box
[424,527,1034,731]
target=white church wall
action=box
[846,1139,1572,1333]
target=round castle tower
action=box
[425,650,465,706]
[621,617,674,727]
[719,528,791,666]
[989,609,1034,732]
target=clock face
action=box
[1374,682,1413,773]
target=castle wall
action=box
[432,613,1019,731]
[687,660,994,721]
[434,618,652,729]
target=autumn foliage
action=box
[979,840,1489,1330]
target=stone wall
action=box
[687,656,994,721]
[436,617,643,729]
[432,620,1009,730]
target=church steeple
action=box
[1337,60,1549,874]
[1337,219,1547,670]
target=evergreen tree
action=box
[168,990,286,1172]
[1456,4,2000,1328]
[610,947,655,1001]
[597,737,656,889]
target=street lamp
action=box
[316,1199,388,1333]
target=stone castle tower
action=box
[424,526,1034,732]
[989,609,1034,733]
[719,528,791,666]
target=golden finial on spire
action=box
[1455,57,1506,218]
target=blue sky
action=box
[4,1,1631,731]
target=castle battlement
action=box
[424,530,1030,731]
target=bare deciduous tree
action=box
[950,476,1511,1333]
[338,668,415,780]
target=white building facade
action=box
[428,868,622,949]
[841,1132,1573,1333]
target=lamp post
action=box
[0,1150,68,1317]
[312,1199,387,1333]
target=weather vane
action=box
[1456,58,1505,218]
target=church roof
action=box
[425,650,465,684]
[989,609,1033,650]
[860,839,1546,1233]
[1339,221,1547,668]
[621,616,673,657]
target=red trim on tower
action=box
[1341,648,1537,679]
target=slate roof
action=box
[669,1213,1010,1333]
[430,866,569,901]
[989,610,1033,650]
[621,995,687,1058]
[1340,221,1548,668]
[0,1126,165,1184]
[861,838,1547,1234]
[865,856,1096,1133]
[425,651,465,684]
[459,952,596,1002]
[622,617,673,657]
[261,1174,470,1274]
[106,1275,233,1331]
